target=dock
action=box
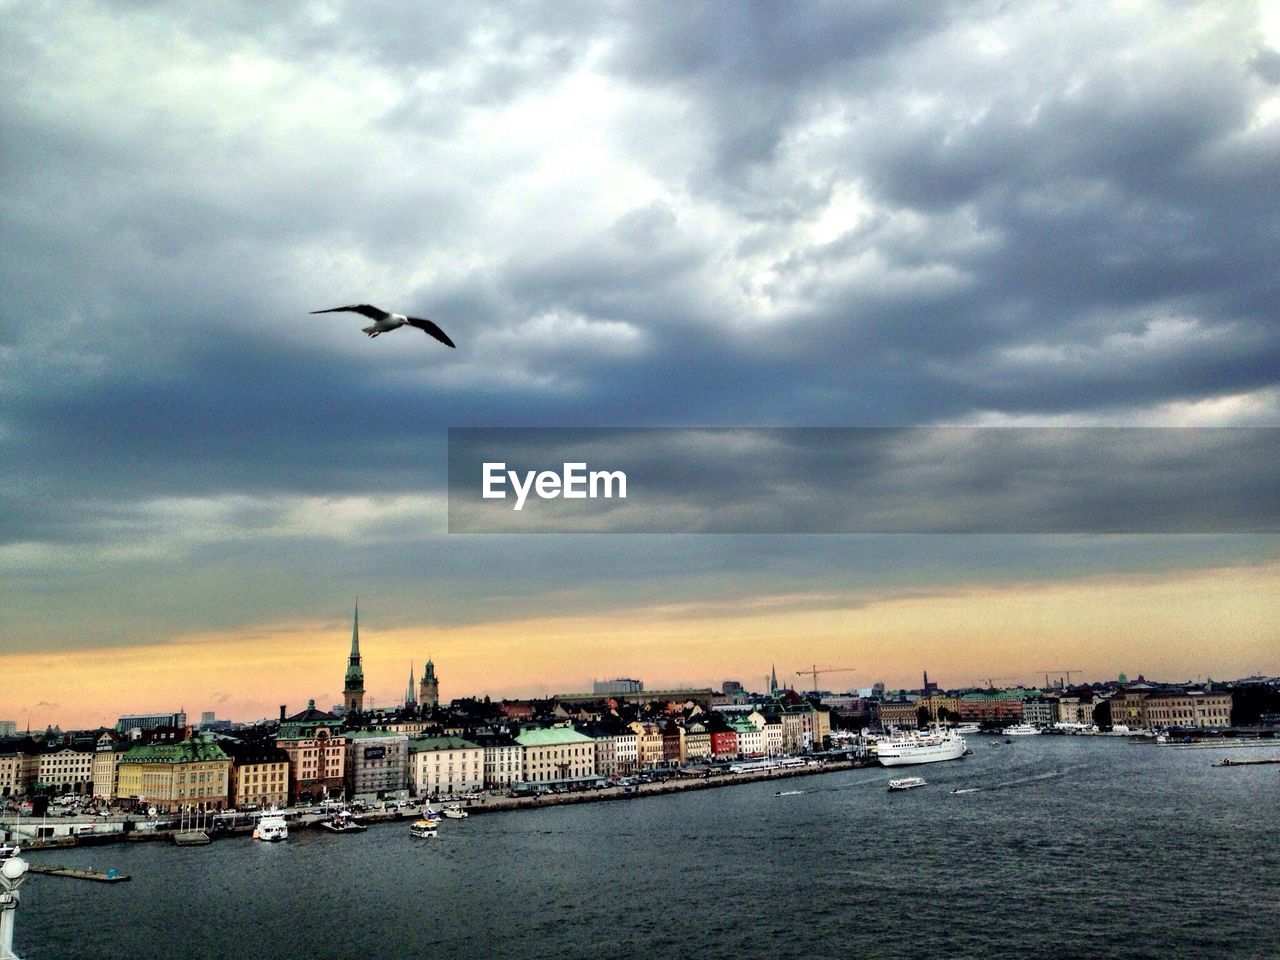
[1213,757,1280,766]
[27,865,131,883]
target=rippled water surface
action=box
[15,736,1280,959]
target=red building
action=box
[709,730,739,760]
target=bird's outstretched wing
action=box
[405,316,456,348]
[310,304,390,321]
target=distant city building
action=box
[276,700,347,803]
[922,670,939,693]
[115,712,187,735]
[1022,697,1059,727]
[721,681,744,696]
[0,721,17,737]
[419,659,440,709]
[407,735,483,798]
[115,738,231,812]
[516,727,596,783]
[222,740,291,811]
[593,678,644,695]
[343,603,366,714]
[346,730,410,802]
[38,746,94,795]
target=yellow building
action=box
[516,727,596,783]
[115,738,231,812]
[224,742,291,810]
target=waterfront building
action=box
[115,711,187,735]
[709,728,738,760]
[581,726,622,778]
[38,746,95,794]
[276,700,347,803]
[1109,688,1150,729]
[877,698,922,728]
[408,735,484,798]
[1057,692,1097,726]
[419,659,440,709]
[516,727,596,783]
[613,728,639,774]
[661,721,685,766]
[115,738,231,812]
[746,710,785,756]
[92,732,127,800]
[0,751,23,797]
[683,720,711,762]
[343,603,366,714]
[475,734,522,790]
[918,694,962,723]
[1143,690,1232,729]
[728,717,764,757]
[628,721,664,769]
[957,691,1032,723]
[345,731,410,802]
[222,740,291,810]
[1022,697,1059,728]
[594,678,644,695]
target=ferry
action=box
[252,815,288,842]
[874,728,967,767]
[409,819,439,839]
[887,777,927,791]
[1003,723,1042,736]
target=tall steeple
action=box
[419,657,439,709]
[770,663,778,696]
[405,661,417,708]
[343,600,365,714]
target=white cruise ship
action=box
[874,728,967,767]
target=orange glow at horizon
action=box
[3,562,1276,731]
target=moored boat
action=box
[887,776,927,791]
[442,805,468,820]
[253,814,288,841]
[320,811,367,834]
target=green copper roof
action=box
[515,728,595,747]
[120,739,229,764]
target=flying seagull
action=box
[311,304,456,348]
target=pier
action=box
[25,865,130,883]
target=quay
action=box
[4,755,873,851]
[1212,756,1280,766]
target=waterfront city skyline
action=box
[3,4,1278,732]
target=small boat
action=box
[887,776,927,791]
[253,815,288,841]
[950,788,978,795]
[409,819,439,839]
[442,805,468,820]
[0,842,20,861]
[320,811,367,834]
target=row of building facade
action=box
[0,696,831,812]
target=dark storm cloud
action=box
[1,1,1277,653]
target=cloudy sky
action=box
[2,1,1277,728]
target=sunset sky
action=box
[2,2,1277,731]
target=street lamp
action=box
[1,853,30,960]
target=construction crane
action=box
[976,676,1016,689]
[1037,669,1083,689]
[795,666,858,692]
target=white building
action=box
[39,747,95,794]
[613,730,638,774]
[407,735,484,798]
[515,727,596,783]
[481,739,523,791]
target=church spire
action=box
[343,599,365,713]
[406,661,417,707]
[770,663,778,695]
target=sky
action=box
[1,1,1277,730]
